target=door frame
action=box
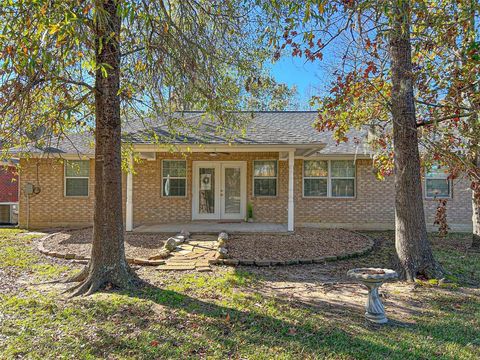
[192,161,247,220]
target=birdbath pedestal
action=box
[347,268,398,324]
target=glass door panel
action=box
[224,167,241,214]
[198,167,215,214]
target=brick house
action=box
[0,164,19,224]
[14,111,472,231]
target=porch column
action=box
[126,154,133,232]
[288,150,295,231]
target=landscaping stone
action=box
[324,256,338,262]
[238,259,255,265]
[217,247,229,259]
[313,257,326,263]
[164,238,178,251]
[180,229,191,238]
[218,231,229,241]
[299,259,313,264]
[149,249,171,260]
[223,259,239,266]
[255,260,271,267]
[197,267,212,272]
[157,264,196,271]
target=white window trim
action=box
[424,175,452,200]
[303,159,356,198]
[161,159,188,198]
[252,160,278,197]
[64,160,90,198]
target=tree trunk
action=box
[472,152,480,250]
[69,0,137,296]
[389,0,443,281]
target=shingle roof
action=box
[13,111,371,156]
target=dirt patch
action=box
[44,228,170,259]
[228,228,371,261]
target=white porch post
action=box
[287,150,295,231]
[126,154,133,232]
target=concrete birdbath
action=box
[347,268,398,324]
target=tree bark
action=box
[390,0,443,281]
[472,152,480,250]
[68,0,137,296]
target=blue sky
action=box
[269,52,335,110]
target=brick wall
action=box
[295,159,472,231]
[18,155,473,231]
[18,158,126,229]
[0,166,18,203]
[132,152,287,226]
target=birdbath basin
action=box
[347,268,398,324]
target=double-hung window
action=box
[162,160,187,197]
[425,165,451,198]
[253,160,277,197]
[65,160,90,197]
[303,160,355,197]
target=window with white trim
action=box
[65,160,89,197]
[253,160,277,197]
[303,160,355,197]
[425,165,451,198]
[162,160,187,197]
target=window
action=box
[303,160,328,197]
[425,165,451,198]
[303,160,355,198]
[162,160,187,197]
[253,160,277,196]
[65,160,89,197]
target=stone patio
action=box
[157,234,219,271]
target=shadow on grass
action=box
[94,278,477,359]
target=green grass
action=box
[0,228,70,279]
[0,229,479,359]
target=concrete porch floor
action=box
[133,221,289,234]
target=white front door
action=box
[192,161,246,220]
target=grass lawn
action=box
[0,229,479,359]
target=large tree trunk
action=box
[390,0,443,281]
[472,152,480,250]
[69,0,137,296]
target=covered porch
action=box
[124,144,325,234]
[133,221,289,233]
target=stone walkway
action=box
[157,234,218,271]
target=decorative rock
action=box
[133,258,153,265]
[149,249,171,260]
[255,260,271,267]
[164,238,178,251]
[218,231,229,241]
[299,258,313,264]
[238,259,255,265]
[324,256,338,262]
[285,259,299,265]
[173,235,186,244]
[197,267,212,272]
[217,247,229,259]
[180,229,191,238]
[223,259,239,266]
[147,259,166,266]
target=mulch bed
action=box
[44,228,169,259]
[227,228,372,261]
